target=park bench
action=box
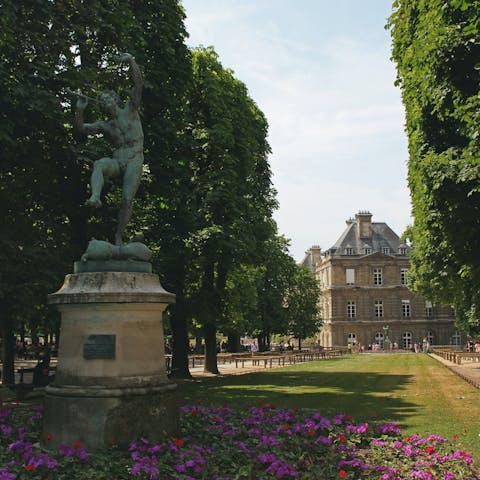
[8,365,56,400]
[453,352,480,365]
[234,355,287,368]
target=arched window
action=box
[347,333,357,345]
[374,332,384,348]
[402,332,412,349]
[427,331,434,345]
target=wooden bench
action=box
[453,352,480,365]
[234,355,287,368]
[8,365,56,399]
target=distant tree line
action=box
[389,0,480,336]
[0,0,321,382]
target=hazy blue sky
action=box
[181,1,410,261]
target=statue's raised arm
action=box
[118,53,142,111]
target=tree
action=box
[252,234,296,351]
[0,0,192,381]
[286,265,322,351]
[185,47,276,372]
[388,0,480,336]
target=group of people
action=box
[466,340,480,353]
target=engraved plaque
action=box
[83,335,116,359]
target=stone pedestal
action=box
[42,264,177,450]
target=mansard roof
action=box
[325,215,410,257]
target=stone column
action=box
[42,264,177,450]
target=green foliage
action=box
[286,265,322,347]
[388,0,480,335]
[0,0,316,378]
[182,47,277,368]
[0,0,192,379]
[251,235,297,347]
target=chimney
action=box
[355,211,372,239]
[310,245,322,265]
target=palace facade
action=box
[303,212,461,349]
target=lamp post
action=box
[382,324,390,350]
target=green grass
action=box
[177,353,480,461]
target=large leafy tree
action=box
[185,47,276,373]
[388,0,480,335]
[252,235,296,351]
[0,0,191,381]
[286,265,322,351]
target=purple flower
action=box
[58,444,75,457]
[0,425,13,436]
[0,468,16,480]
[376,422,402,435]
[77,448,89,460]
[316,435,333,445]
[175,463,186,473]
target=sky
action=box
[181,0,411,261]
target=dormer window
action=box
[399,247,407,255]
[382,247,390,254]
[345,247,354,255]
[364,247,372,255]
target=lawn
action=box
[2,353,478,479]
[177,353,480,462]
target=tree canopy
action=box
[388,0,480,335]
[0,0,192,380]
[0,0,323,381]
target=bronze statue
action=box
[75,53,143,246]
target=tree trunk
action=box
[30,320,38,346]
[20,322,25,345]
[194,332,203,354]
[298,337,302,351]
[259,332,270,352]
[169,300,192,379]
[1,316,15,384]
[227,333,241,353]
[203,322,219,374]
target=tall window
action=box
[403,332,412,349]
[401,268,408,285]
[347,301,356,318]
[373,268,382,285]
[347,333,357,345]
[374,332,384,348]
[374,300,384,317]
[427,331,434,345]
[425,301,433,318]
[450,331,461,346]
[402,300,411,318]
[346,268,355,286]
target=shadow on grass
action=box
[178,369,418,426]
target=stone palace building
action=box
[303,211,461,349]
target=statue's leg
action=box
[85,157,120,207]
[115,157,143,246]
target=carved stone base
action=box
[42,383,178,449]
[42,270,177,450]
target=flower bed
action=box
[0,402,477,479]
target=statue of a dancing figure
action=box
[75,53,143,246]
